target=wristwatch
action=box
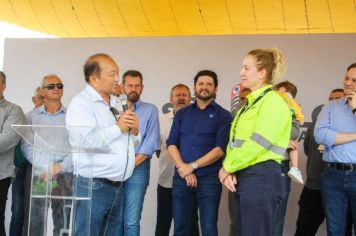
[192,162,198,170]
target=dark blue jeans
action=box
[172,173,222,236]
[10,166,27,236]
[155,184,200,236]
[122,159,150,236]
[321,166,356,236]
[295,186,353,236]
[74,176,124,236]
[234,160,287,236]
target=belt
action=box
[93,178,122,187]
[325,162,356,171]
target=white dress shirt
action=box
[158,111,175,188]
[66,84,140,181]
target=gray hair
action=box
[33,86,41,96]
[40,74,60,88]
[170,84,191,99]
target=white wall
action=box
[3,34,356,235]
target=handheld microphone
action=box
[119,94,129,112]
[110,107,121,121]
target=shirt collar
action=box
[85,84,109,104]
[192,100,216,109]
[36,104,66,115]
[343,97,349,105]
[0,97,6,107]
[247,84,273,103]
[86,84,124,109]
[132,99,142,111]
[168,110,174,119]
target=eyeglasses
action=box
[43,83,64,90]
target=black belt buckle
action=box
[94,178,122,187]
[343,163,354,171]
[108,179,122,187]
[328,162,356,171]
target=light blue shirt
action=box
[132,100,160,158]
[21,105,67,164]
[66,84,141,181]
[314,97,356,163]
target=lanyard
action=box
[231,87,273,142]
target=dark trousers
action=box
[0,177,12,236]
[234,161,287,236]
[173,173,221,236]
[155,184,199,236]
[295,186,353,236]
[22,164,32,236]
[321,167,355,236]
[10,166,27,236]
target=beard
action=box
[195,89,215,101]
[127,92,140,103]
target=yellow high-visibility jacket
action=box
[223,85,292,173]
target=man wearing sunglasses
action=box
[22,74,69,236]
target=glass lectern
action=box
[12,125,111,236]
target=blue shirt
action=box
[22,105,66,164]
[314,97,356,164]
[132,100,160,158]
[166,101,232,177]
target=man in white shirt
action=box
[66,53,140,236]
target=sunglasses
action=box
[43,83,64,90]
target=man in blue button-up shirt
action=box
[167,70,231,236]
[315,63,356,236]
[22,74,70,236]
[121,70,160,236]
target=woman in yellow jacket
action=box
[219,48,292,236]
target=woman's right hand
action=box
[219,167,237,192]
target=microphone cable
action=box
[103,107,132,235]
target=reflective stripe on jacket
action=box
[223,85,292,173]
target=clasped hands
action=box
[218,167,237,192]
[117,110,139,135]
[177,163,197,188]
[40,163,63,181]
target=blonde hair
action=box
[248,48,286,84]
